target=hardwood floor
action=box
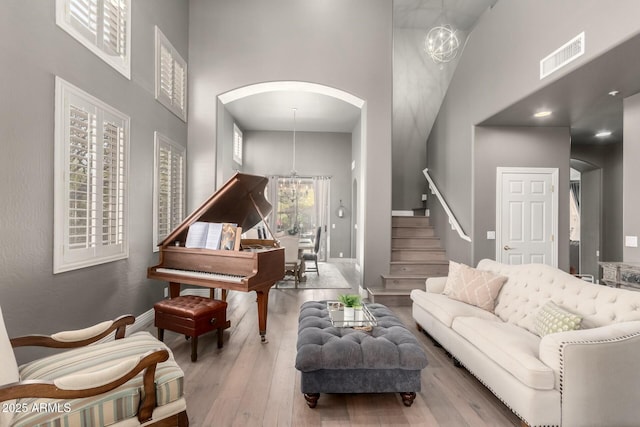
[154,263,521,426]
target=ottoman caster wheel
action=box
[304,393,319,408]
[400,392,416,407]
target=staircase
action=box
[367,216,448,306]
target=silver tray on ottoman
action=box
[326,301,377,329]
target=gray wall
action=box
[427,0,640,266]
[473,127,571,268]
[623,93,640,261]
[242,131,353,259]
[351,119,363,259]
[571,142,624,277]
[216,102,240,185]
[579,168,601,278]
[188,0,393,288]
[0,0,188,356]
[391,28,462,211]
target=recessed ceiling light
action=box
[595,130,612,138]
[608,90,619,96]
[534,110,552,118]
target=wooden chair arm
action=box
[10,315,135,349]
[0,348,168,422]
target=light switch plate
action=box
[625,236,638,247]
[487,231,496,240]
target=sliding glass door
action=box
[267,176,329,261]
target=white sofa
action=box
[410,258,640,427]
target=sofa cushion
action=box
[535,301,582,337]
[410,290,500,327]
[452,317,555,390]
[11,331,184,427]
[443,262,507,311]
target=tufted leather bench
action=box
[154,295,230,361]
[295,301,428,408]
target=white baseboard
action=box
[327,257,356,263]
[130,309,155,334]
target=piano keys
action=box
[148,173,285,342]
[153,268,244,284]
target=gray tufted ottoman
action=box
[295,301,428,408]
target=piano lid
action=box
[159,172,272,247]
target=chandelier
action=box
[424,0,460,65]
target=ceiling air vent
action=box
[540,32,585,80]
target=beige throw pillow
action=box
[443,262,507,311]
[442,260,463,296]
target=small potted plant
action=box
[338,294,362,320]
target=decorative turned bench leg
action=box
[191,336,198,362]
[400,392,416,407]
[217,328,224,349]
[304,393,320,408]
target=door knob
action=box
[503,245,512,251]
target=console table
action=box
[599,262,640,290]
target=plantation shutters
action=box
[55,77,129,273]
[154,133,186,247]
[102,0,127,58]
[57,0,131,78]
[155,26,187,121]
[68,0,98,40]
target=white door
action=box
[496,167,558,267]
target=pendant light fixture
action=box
[424,0,460,65]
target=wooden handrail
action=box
[423,168,472,242]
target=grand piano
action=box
[148,172,285,342]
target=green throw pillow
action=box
[535,301,582,337]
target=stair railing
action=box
[423,168,472,242]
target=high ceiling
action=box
[481,31,640,145]
[222,0,634,146]
[223,0,495,133]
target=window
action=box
[233,123,243,165]
[155,26,187,121]
[54,77,129,273]
[153,132,186,249]
[56,0,131,79]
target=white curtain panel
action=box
[313,176,330,261]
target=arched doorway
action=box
[217,81,367,273]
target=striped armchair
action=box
[0,306,187,427]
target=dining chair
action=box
[302,227,321,275]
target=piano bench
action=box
[154,295,230,362]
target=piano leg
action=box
[208,288,228,301]
[255,287,271,343]
[169,282,181,298]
